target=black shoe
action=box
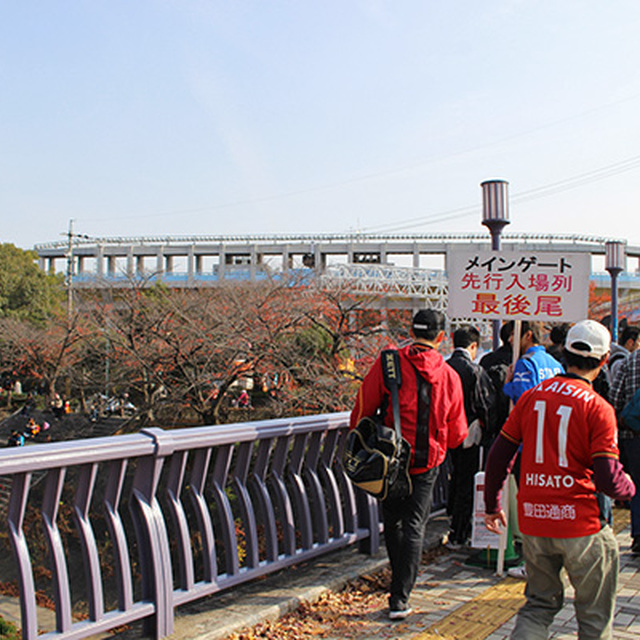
[631,537,640,555]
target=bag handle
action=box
[381,349,402,442]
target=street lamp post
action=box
[481,180,510,350]
[605,240,626,343]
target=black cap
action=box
[412,309,445,333]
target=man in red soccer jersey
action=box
[483,319,635,639]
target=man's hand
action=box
[484,510,507,534]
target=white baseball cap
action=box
[564,320,611,359]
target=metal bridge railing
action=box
[0,413,389,640]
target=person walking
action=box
[610,345,640,554]
[608,324,640,380]
[479,321,514,448]
[445,324,496,548]
[484,320,635,639]
[350,308,467,620]
[501,321,565,577]
[502,321,564,406]
[546,323,570,368]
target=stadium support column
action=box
[126,246,134,280]
[480,180,510,350]
[187,244,195,286]
[606,240,626,343]
[97,244,104,279]
[156,247,164,278]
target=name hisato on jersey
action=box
[525,472,575,489]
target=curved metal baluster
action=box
[7,472,38,640]
[166,451,194,591]
[211,444,238,576]
[249,438,278,562]
[318,429,344,539]
[334,428,357,533]
[334,426,380,552]
[269,436,296,556]
[288,433,313,550]
[303,431,329,544]
[232,441,258,569]
[130,455,174,638]
[188,448,217,582]
[74,463,104,621]
[356,490,381,554]
[42,467,73,632]
[104,459,134,612]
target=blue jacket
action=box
[503,345,564,405]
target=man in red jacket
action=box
[351,308,467,620]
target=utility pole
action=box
[66,219,75,323]
[64,220,91,323]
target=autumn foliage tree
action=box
[1,266,404,428]
[72,275,389,427]
[0,314,84,398]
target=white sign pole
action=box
[496,478,509,576]
[496,319,521,577]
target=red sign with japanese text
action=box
[446,250,590,321]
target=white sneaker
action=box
[389,606,413,620]
[507,565,527,579]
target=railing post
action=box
[7,473,39,640]
[133,428,175,638]
[356,490,381,554]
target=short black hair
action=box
[412,309,445,341]
[453,324,481,349]
[563,348,603,372]
[620,325,640,345]
[500,321,514,346]
[549,323,570,346]
[601,315,628,334]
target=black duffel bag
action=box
[343,350,412,501]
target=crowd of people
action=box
[4,391,64,447]
[351,308,639,638]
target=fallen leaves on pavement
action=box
[226,548,446,640]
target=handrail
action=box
[0,412,383,640]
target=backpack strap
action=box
[405,359,432,469]
[381,350,402,443]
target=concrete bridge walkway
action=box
[107,508,640,640]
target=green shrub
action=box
[0,615,20,639]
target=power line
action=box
[361,153,640,234]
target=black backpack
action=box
[484,361,510,436]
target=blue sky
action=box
[2,1,640,250]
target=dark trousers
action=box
[447,444,481,544]
[382,466,440,608]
